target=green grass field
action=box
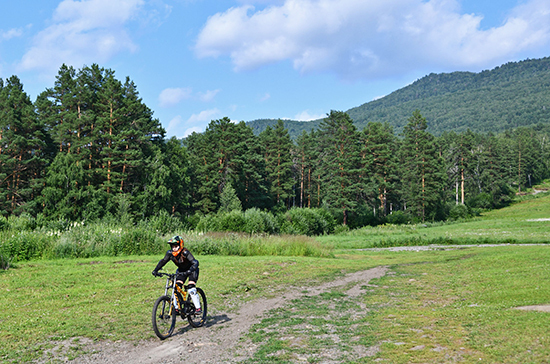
[317,192,550,249]
[1,191,550,363]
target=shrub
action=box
[143,210,187,235]
[218,210,246,232]
[314,208,336,234]
[8,213,37,231]
[334,224,350,234]
[196,214,220,232]
[386,210,410,225]
[280,208,309,235]
[1,230,55,261]
[0,216,8,231]
[243,208,266,234]
[467,192,493,209]
[279,208,332,236]
[449,204,469,220]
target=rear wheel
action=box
[186,287,207,328]
[152,295,176,339]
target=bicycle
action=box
[152,272,208,340]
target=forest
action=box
[1,63,549,234]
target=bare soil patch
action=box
[46,266,388,364]
[514,304,550,312]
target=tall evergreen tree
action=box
[294,130,318,208]
[38,64,165,220]
[260,120,294,207]
[360,122,399,216]
[400,110,446,222]
[0,76,47,215]
[317,111,362,225]
[186,117,268,213]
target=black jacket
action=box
[154,249,199,274]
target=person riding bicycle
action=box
[152,235,202,315]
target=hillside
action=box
[247,57,550,138]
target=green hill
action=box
[247,56,550,138]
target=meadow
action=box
[0,189,549,363]
[318,191,550,249]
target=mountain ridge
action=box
[246,56,550,138]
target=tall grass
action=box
[0,216,333,264]
[179,232,333,258]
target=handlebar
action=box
[155,272,175,278]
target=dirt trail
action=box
[72,266,388,364]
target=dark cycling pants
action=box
[176,268,199,284]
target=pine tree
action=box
[317,111,362,225]
[294,130,318,208]
[260,120,294,207]
[400,110,446,222]
[360,122,399,216]
[219,181,242,213]
[38,64,165,220]
[0,76,47,215]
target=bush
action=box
[314,208,336,234]
[0,230,55,261]
[243,208,266,234]
[334,224,350,234]
[144,210,187,235]
[386,211,410,225]
[196,214,220,233]
[449,204,469,220]
[279,208,332,236]
[8,213,37,231]
[218,210,246,232]
[0,216,8,231]
[467,192,493,210]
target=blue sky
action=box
[1,0,549,138]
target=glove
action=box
[152,270,159,277]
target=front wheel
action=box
[186,287,207,328]
[152,295,176,340]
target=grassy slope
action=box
[316,192,550,249]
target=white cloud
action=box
[159,87,193,107]
[167,116,207,138]
[18,0,144,72]
[187,108,221,124]
[259,92,270,102]
[198,89,220,102]
[1,28,24,41]
[183,126,204,137]
[167,115,184,132]
[159,88,220,107]
[195,0,550,79]
[294,110,324,121]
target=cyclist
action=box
[152,235,202,315]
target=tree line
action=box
[1,64,549,228]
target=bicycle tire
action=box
[152,295,176,340]
[186,287,207,328]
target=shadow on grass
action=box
[172,314,232,337]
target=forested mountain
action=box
[247,57,550,138]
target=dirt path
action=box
[71,266,388,364]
